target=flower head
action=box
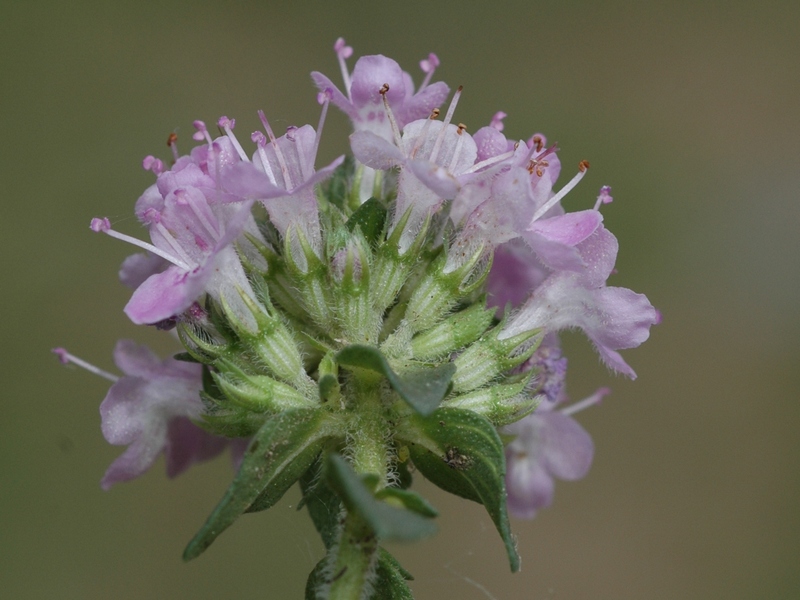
[312,38,450,141]
[58,40,659,586]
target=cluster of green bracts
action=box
[178,161,541,599]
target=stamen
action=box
[142,155,164,175]
[560,387,610,416]
[167,132,179,163]
[287,125,310,182]
[418,52,440,91]
[175,189,220,240]
[217,116,249,162]
[430,85,462,163]
[251,131,278,186]
[52,348,119,382]
[153,221,197,268]
[90,217,194,271]
[530,134,545,153]
[462,148,516,175]
[593,185,613,211]
[524,140,559,165]
[410,108,439,158]
[311,89,332,170]
[380,84,405,153]
[258,110,294,191]
[490,111,507,131]
[193,120,213,144]
[446,123,468,172]
[529,161,590,223]
[334,37,353,100]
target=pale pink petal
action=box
[310,71,357,118]
[123,265,210,325]
[394,81,450,127]
[408,159,460,199]
[350,131,405,170]
[119,252,167,290]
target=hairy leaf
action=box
[183,408,330,560]
[324,454,437,542]
[399,407,520,571]
[336,345,455,416]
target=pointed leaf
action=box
[398,407,520,571]
[324,454,437,542]
[346,197,387,246]
[375,488,438,518]
[305,557,327,600]
[183,408,330,560]
[336,345,455,416]
[299,459,342,550]
[373,549,415,599]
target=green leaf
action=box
[399,408,520,572]
[305,557,326,600]
[183,409,331,561]
[373,549,415,599]
[323,154,354,210]
[324,454,437,542]
[375,488,438,518]
[346,197,387,246]
[318,374,340,403]
[336,345,455,416]
[172,352,200,363]
[299,459,342,550]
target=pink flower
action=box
[99,340,228,489]
[499,223,658,379]
[504,388,607,519]
[218,113,344,264]
[312,38,449,142]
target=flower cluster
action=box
[58,38,657,599]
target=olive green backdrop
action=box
[2,1,798,598]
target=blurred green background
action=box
[2,1,798,598]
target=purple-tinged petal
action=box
[350,131,405,170]
[113,339,199,381]
[506,458,554,519]
[349,55,407,108]
[393,81,450,127]
[473,126,509,162]
[536,412,595,480]
[504,405,595,519]
[220,161,286,200]
[311,71,357,118]
[487,241,548,310]
[119,252,168,290]
[524,210,603,272]
[135,183,165,221]
[528,210,603,246]
[123,264,209,325]
[594,345,638,379]
[164,417,228,478]
[408,159,460,199]
[98,342,231,489]
[523,233,585,272]
[577,224,619,288]
[590,286,659,350]
[156,163,215,198]
[499,256,657,377]
[190,137,241,181]
[100,377,202,488]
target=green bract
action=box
[177,160,540,598]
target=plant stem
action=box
[325,374,387,600]
[327,511,378,600]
